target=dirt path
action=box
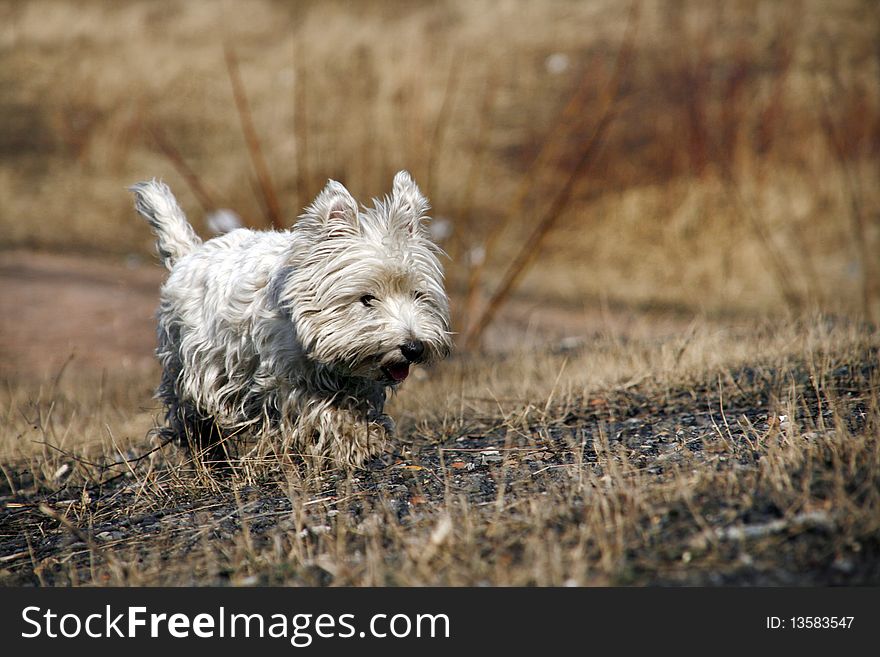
[0,251,164,380]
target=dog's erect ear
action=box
[298,179,360,238]
[389,170,430,235]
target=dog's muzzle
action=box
[380,340,426,383]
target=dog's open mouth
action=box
[383,362,410,382]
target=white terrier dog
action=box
[130,171,452,468]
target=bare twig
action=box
[461,53,606,334]
[50,353,75,398]
[146,123,219,215]
[708,511,834,542]
[32,432,176,495]
[39,503,122,572]
[464,2,641,349]
[224,43,283,230]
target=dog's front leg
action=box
[289,402,391,469]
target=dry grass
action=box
[1,317,877,585]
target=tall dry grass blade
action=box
[682,30,711,178]
[425,52,462,199]
[456,67,498,232]
[147,123,218,215]
[455,67,498,330]
[464,2,641,349]
[816,81,878,322]
[293,57,311,215]
[224,43,283,230]
[754,24,795,166]
[716,158,801,313]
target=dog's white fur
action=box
[130,172,452,468]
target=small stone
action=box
[52,464,70,481]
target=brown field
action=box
[1,0,878,586]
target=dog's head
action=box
[280,171,453,384]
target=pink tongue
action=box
[388,363,410,381]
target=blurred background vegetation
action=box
[1,0,878,346]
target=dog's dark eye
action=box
[413,291,425,301]
[360,295,377,307]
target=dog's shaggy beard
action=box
[132,171,452,469]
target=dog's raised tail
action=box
[130,180,202,270]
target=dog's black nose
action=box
[400,340,425,363]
